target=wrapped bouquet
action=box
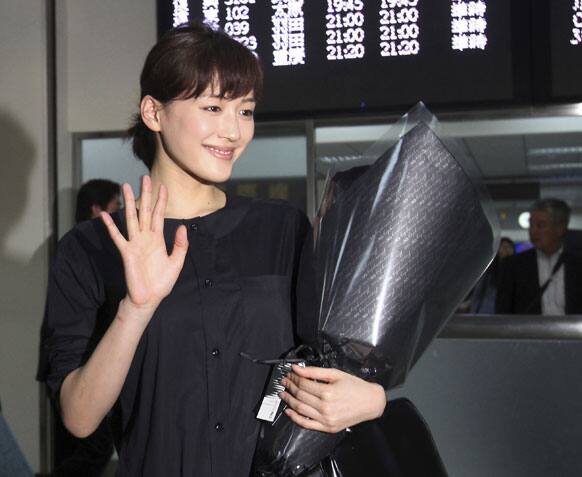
[253,104,499,476]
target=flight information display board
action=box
[158,1,518,117]
[550,0,582,100]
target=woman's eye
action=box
[204,105,221,113]
[240,109,255,118]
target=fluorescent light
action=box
[527,146,582,157]
[518,211,530,229]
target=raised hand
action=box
[280,365,387,433]
[100,176,188,319]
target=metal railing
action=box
[440,314,582,340]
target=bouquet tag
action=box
[256,361,305,422]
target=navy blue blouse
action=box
[42,195,309,476]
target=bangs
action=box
[179,64,262,102]
[150,24,263,103]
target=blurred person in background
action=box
[37,179,120,476]
[496,198,582,315]
[469,237,515,314]
[75,179,121,223]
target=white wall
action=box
[0,0,50,471]
[63,1,157,133]
[0,1,156,471]
[57,0,157,234]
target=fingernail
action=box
[281,378,288,387]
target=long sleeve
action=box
[42,228,105,400]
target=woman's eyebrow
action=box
[205,94,256,103]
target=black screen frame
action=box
[153,0,578,121]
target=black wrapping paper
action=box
[253,104,498,476]
[303,398,448,477]
[316,120,495,386]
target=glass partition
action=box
[224,132,308,212]
[314,112,582,224]
[81,136,147,194]
[391,336,582,477]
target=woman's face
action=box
[498,240,514,259]
[155,87,256,183]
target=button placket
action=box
[194,236,226,459]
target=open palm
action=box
[100,176,188,313]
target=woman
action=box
[44,22,386,476]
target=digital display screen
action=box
[550,0,582,100]
[158,1,518,117]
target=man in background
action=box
[496,198,582,315]
[75,179,121,223]
[38,179,120,476]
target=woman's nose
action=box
[218,114,240,141]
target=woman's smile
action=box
[203,144,236,161]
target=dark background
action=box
[157,0,581,118]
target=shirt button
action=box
[211,348,220,357]
[189,223,198,231]
[214,422,224,432]
[204,279,214,288]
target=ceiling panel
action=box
[463,136,527,177]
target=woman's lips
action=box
[204,145,235,161]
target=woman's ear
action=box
[141,95,162,132]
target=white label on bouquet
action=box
[256,361,305,422]
[257,394,281,422]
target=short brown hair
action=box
[128,21,263,169]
